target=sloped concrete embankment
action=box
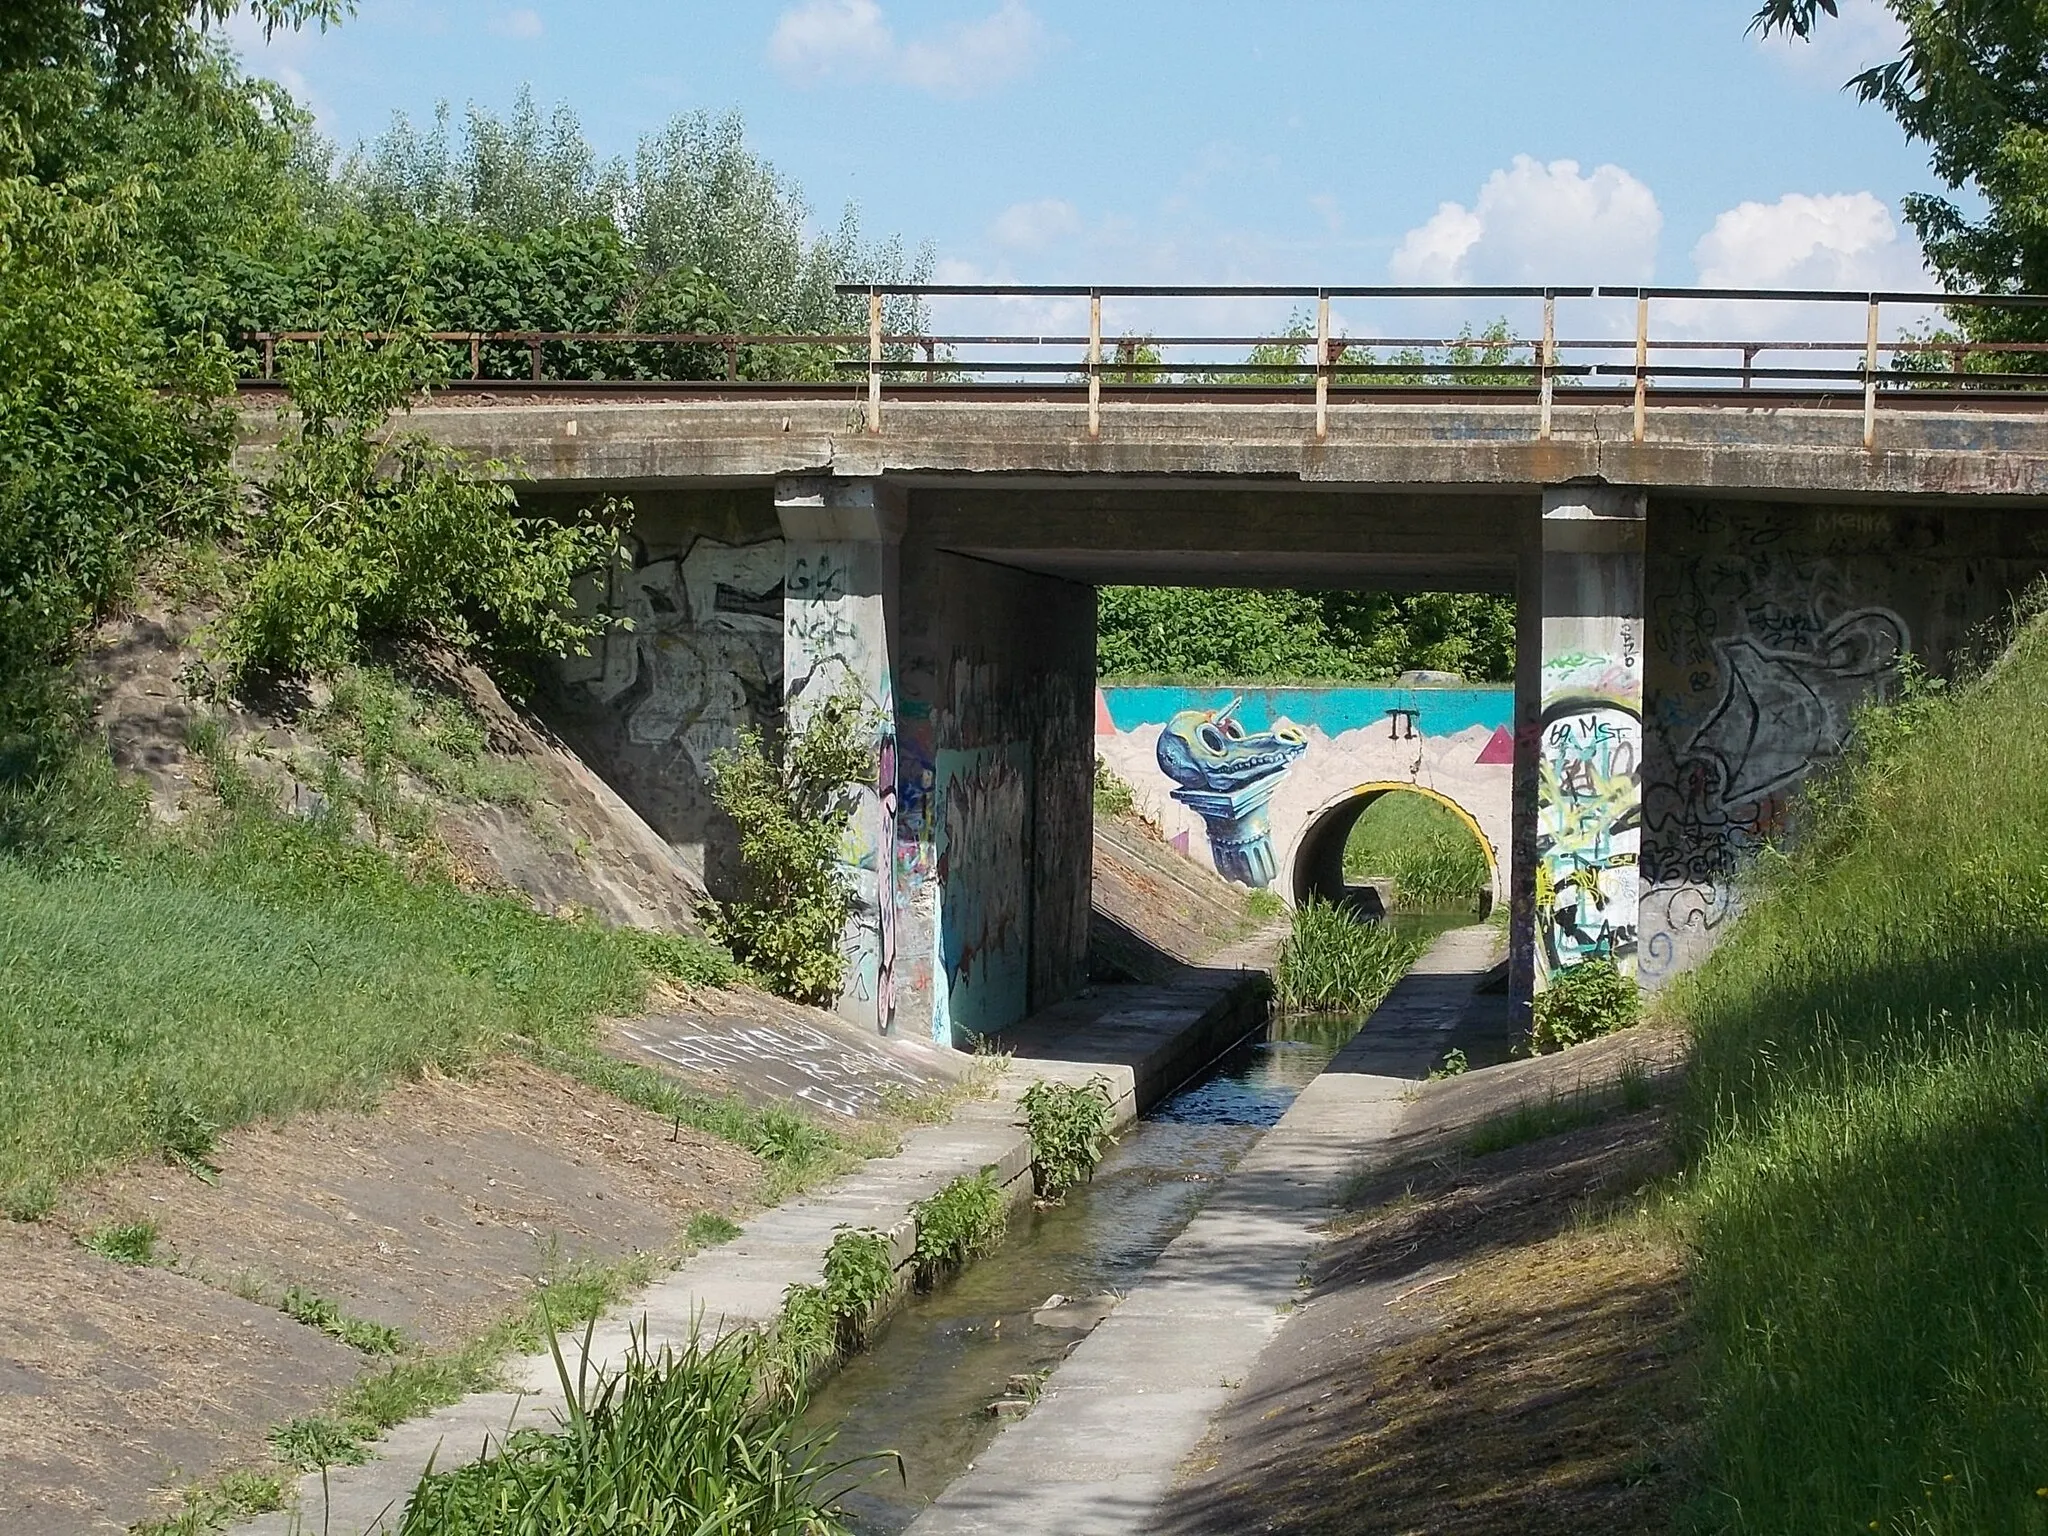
[239,966,1270,1536]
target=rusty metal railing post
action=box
[867,289,883,434]
[1742,344,1758,390]
[1863,295,1881,449]
[1088,290,1103,439]
[262,335,275,380]
[923,339,936,384]
[1315,290,1331,441]
[529,336,543,382]
[1539,291,1556,440]
[724,336,739,382]
[470,335,482,379]
[1633,291,1649,443]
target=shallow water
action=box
[801,919,1463,1532]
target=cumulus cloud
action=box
[1680,189,1934,338]
[490,7,545,40]
[768,0,1043,97]
[990,198,1081,251]
[1388,155,1661,287]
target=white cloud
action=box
[767,0,1043,97]
[490,7,545,40]
[1389,155,1661,286]
[1680,190,1934,338]
[990,198,1081,251]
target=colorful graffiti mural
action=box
[1536,648,1644,985]
[1096,685,1513,901]
[1155,697,1307,886]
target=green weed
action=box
[821,1227,896,1348]
[1021,1076,1117,1199]
[3,1176,54,1222]
[81,1219,158,1265]
[1092,757,1136,817]
[685,1211,742,1248]
[1528,958,1639,1054]
[1427,1047,1470,1081]
[911,1168,1007,1285]
[131,1470,287,1536]
[1273,898,1425,1014]
[282,1287,406,1355]
[1465,1089,1614,1157]
[1244,887,1286,921]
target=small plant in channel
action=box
[1021,1077,1117,1199]
[1528,958,1639,1055]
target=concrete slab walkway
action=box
[903,925,1497,1536]
[236,967,1268,1536]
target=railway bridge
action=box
[241,282,2048,1040]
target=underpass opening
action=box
[1290,783,1498,918]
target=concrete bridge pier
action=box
[1521,484,1647,997]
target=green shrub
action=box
[1273,898,1424,1014]
[1021,1077,1117,1199]
[282,1287,406,1355]
[3,1176,55,1223]
[910,1167,1007,1285]
[1527,959,1638,1055]
[221,336,622,683]
[702,688,875,1005]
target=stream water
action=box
[802,915,1466,1533]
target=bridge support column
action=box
[1526,484,1646,996]
[777,476,905,1035]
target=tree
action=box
[1753,1,2048,337]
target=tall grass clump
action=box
[397,1324,862,1535]
[1342,791,1490,910]
[1669,605,2048,1534]
[1273,898,1425,1014]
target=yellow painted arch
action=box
[1294,780,1501,893]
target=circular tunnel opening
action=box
[1291,784,1495,918]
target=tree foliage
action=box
[1098,587,1515,683]
[224,337,621,681]
[1755,0,2048,349]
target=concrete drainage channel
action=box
[237,965,1271,1536]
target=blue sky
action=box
[231,1,1943,341]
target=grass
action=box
[1665,602,2048,1534]
[1465,1066,1652,1158]
[1273,897,1427,1014]
[395,1325,865,1536]
[1342,790,1490,911]
[0,751,751,1207]
[81,1218,159,1265]
[685,1210,743,1247]
[281,1287,407,1355]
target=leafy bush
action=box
[221,336,622,682]
[702,688,875,1005]
[1273,898,1425,1014]
[910,1167,1007,1286]
[1527,959,1639,1055]
[1021,1077,1117,1199]
[821,1226,896,1349]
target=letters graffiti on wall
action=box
[1640,511,1909,982]
[1537,651,1643,985]
[933,742,1031,1041]
[561,537,783,773]
[1096,686,1513,902]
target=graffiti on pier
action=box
[1537,693,1642,982]
[1638,509,1912,982]
[561,537,783,772]
[934,743,1031,1039]
[1155,696,1308,888]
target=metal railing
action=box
[239,284,2048,449]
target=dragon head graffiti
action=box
[1155,697,1308,888]
[1156,698,1308,793]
